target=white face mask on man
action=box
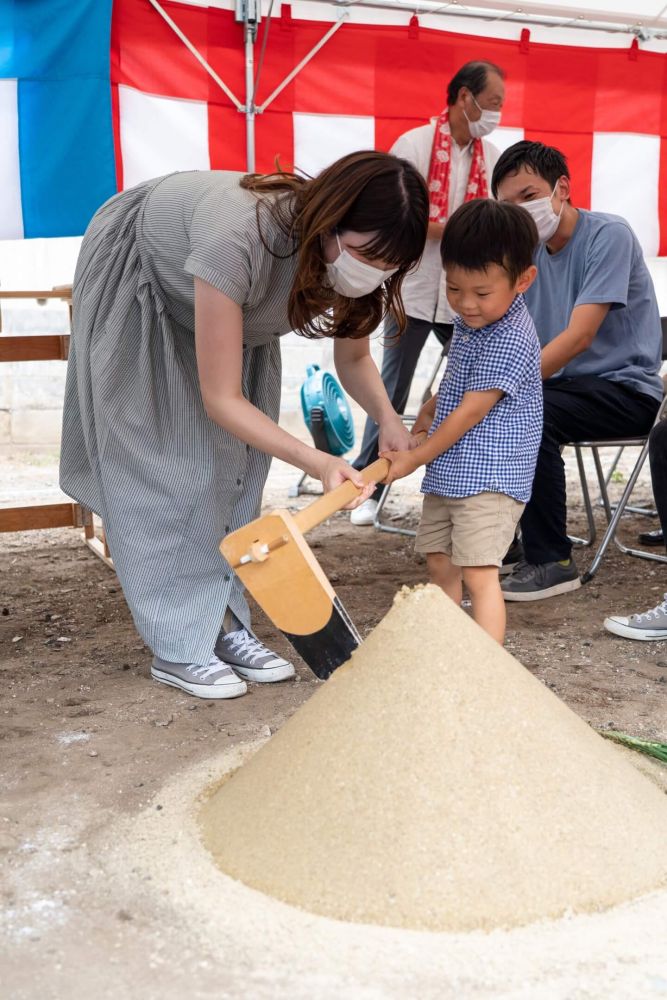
[520,181,564,243]
[326,232,398,298]
[464,93,502,139]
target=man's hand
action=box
[379,448,421,484]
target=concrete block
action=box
[0,374,13,409]
[12,368,67,409]
[12,408,63,446]
[0,410,10,443]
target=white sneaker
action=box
[604,594,667,641]
[151,655,248,699]
[215,629,295,683]
[350,498,378,527]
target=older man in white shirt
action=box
[351,59,505,525]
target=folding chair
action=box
[574,393,667,583]
[567,439,657,550]
[567,317,667,548]
[570,317,667,547]
[374,341,448,536]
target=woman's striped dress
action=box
[60,171,300,666]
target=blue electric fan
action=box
[290,364,355,495]
[300,364,355,455]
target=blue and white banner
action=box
[0,0,116,239]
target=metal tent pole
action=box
[146,0,244,110]
[257,13,350,113]
[236,0,261,172]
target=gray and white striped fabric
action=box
[60,171,300,665]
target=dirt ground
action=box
[2,451,667,998]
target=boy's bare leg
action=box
[427,552,462,606]
[462,565,506,644]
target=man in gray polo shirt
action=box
[492,140,662,601]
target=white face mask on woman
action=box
[326,232,398,298]
[520,181,564,243]
[464,93,502,139]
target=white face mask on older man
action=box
[326,232,398,298]
[464,93,502,139]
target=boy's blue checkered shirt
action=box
[421,294,543,503]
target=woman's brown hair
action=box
[240,151,429,339]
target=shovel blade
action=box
[221,510,361,679]
[283,595,361,680]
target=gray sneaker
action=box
[215,629,295,683]
[501,558,581,602]
[151,655,247,699]
[604,595,667,641]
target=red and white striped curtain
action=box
[111,0,667,255]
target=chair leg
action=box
[610,537,667,565]
[373,484,417,537]
[568,445,597,547]
[593,446,623,508]
[593,445,656,517]
[581,437,652,583]
[592,447,613,522]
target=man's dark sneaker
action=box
[499,537,524,576]
[638,528,664,546]
[215,628,295,683]
[604,595,667,640]
[501,558,581,602]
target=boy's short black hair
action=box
[440,199,538,284]
[491,141,570,198]
[446,60,505,106]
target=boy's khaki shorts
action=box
[415,491,525,568]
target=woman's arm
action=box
[333,336,414,453]
[194,279,368,494]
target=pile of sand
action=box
[199,585,667,932]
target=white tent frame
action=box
[146,0,667,172]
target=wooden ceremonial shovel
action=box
[220,458,390,680]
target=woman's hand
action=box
[317,455,376,510]
[377,414,412,455]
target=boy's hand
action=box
[411,396,437,438]
[411,413,433,438]
[379,448,422,484]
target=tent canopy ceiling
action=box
[294,0,667,35]
[339,0,667,18]
[3,0,667,244]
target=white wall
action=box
[647,258,667,317]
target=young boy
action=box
[381,199,542,643]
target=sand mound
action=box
[199,585,667,932]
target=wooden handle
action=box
[291,432,427,536]
[293,458,389,535]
